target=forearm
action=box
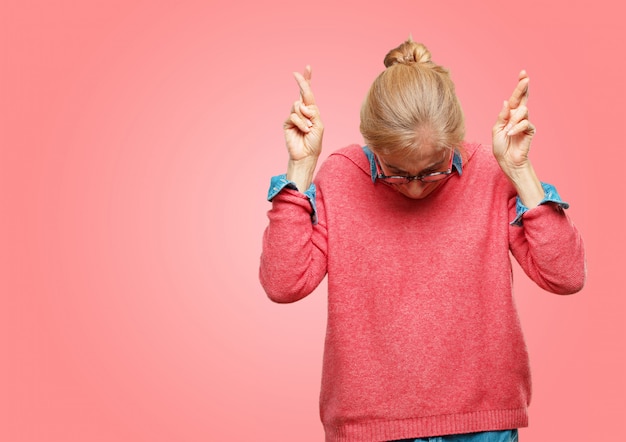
[509,202,586,294]
[260,190,328,303]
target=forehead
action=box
[378,145,447,172]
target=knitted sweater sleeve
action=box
[259,187,328,303]
[508,198,586,294]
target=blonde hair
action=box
[360,38,465,157]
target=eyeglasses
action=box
[374,151,455,184]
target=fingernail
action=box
[306,119,313,127]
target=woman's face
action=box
[376,145,452,200]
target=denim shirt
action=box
[267,146,568,226]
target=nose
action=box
[400,180,428,199]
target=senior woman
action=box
[259,37,585,442]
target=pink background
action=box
[1,1,624,441]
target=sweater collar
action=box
[362,145,463,183]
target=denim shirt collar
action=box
[361,145,463,183]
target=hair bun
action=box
[383,38,432,68]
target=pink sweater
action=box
[260,142,585,441]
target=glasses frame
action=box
[374,151,455,184]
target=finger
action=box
[293,99,318,129]
[494,100,511,127]
[286,112,313,133]
[291,99,305,117]
[294,70,317,106]
[303,65,312,82]
[290,98,301,114]
[287,99,308,126]
[504,105,529,134]
[299,102,319,122]
[507,119,535,137]
[507,71,529,109]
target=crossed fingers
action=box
[286,66,319,134]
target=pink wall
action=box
[1,1,623,440]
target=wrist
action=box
[287,157,318,192]
[500,161,545,208]
[499,160,531,181]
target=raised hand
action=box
[284,66,324,191]
[492,70,544,208]
[284,65,324,162]
[492,70,535,173]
